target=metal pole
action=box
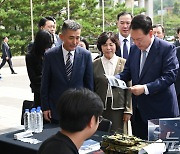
[102,0,104,32]
[161,0,163,26]
[67,0,70,20]
[30,0,34,41]
[131,0,134,15]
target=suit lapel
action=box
[70,48,82,82]
[59,46,69,80]
[114,58,124,75]
[134,49,141,81]
[139,38,160,80]
[97,59,106,75]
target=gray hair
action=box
[62,20,81,33]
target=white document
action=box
[79,139,100,154]
[104,74,129,89]
[138,139,166,154]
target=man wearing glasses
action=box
[38,88,103,154]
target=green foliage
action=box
[0,0,144,55]
[153,0,176,15]
[153,0,180,37]
[173,1,180,16]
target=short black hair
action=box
[130,14,152,35]
[45,16,56,23]
[117,12,133,21]
[57,88,103,132]
[38,17,55,28]
[97,31,120,52]
[61,20,81,33]
[2,36,7,40]
[152,24,165,33]
[32,30,54,57]
[177,27,180,34]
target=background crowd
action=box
[1,10,180,153]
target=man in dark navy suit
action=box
[41,20,94,123]
[175,46,180,111]
[0,37,17,74]
[94,12,133,60]
[116,14,179,140]
[115,12,133,59]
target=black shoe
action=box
[12,72,17,74]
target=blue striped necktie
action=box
[139,51,147,76]
[66,52,73,80]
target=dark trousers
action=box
[0,58,15,73]
[103,98,124,133]
[131,108,148,140]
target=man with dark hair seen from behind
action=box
[0,37,17,74]
[38,88,103,154]
[41,20,94,124]
[115,14,179,140]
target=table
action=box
[0,124,107,154]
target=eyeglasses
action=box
[99,116,104,123]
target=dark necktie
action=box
[65,52,73,80]
[123,39,128,59]
[139,51,147,76]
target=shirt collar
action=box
[62,44,75,57]
[144,35,155,53]
[118,33,131,43]
[101,54,117,64]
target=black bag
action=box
[21,100,34,125]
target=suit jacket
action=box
[115,34,134,57]
[1,42,12,59]
[175,46,180,95]
[118,37,179,122]
[25,50,42,93]
[41,45,94,120]
[174,40,180,47]
[93,57,132,113]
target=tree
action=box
[153,0,180,38]
[173,1,180,16]
[0,0,66,55]
[0,0,144,55]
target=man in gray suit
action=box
[0,37,17,74]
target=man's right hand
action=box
[43,110,52,122]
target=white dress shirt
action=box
[118,33,131,57]
[62,44,75,65]
[101,54,118,97]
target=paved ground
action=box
[0,66,33,134]
[0,53,99,135]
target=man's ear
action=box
[149,30,153,38]
[59,33,63,40]
[88,116,95,128]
